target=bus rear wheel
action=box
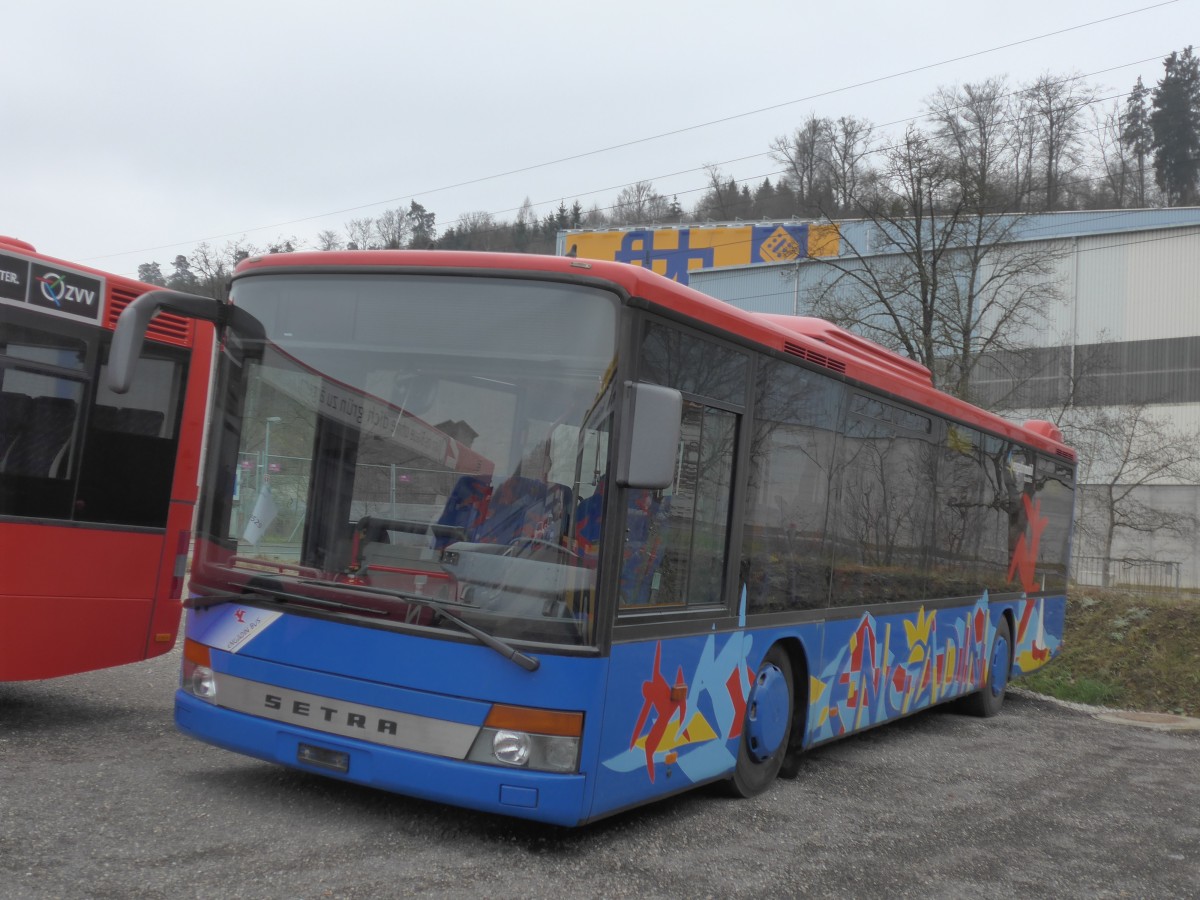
[963,616,1012,718]
[726,644,793,798]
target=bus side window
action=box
[621,320,747,611]
[0,391,32,464]
[6,395,78,478]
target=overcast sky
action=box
[3,0,1194,277]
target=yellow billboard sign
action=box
[561,222,839,285]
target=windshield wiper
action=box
[299,580,541,673]
[186,587,383,616]
[189,582,540,672]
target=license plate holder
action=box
[297,743,350,773]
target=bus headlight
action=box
[190,665,218,700]
[492,730,531,766]
[181,639,217,703]
[465,704,583,773]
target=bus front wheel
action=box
[726,644,794,798]
[963,616,1012,718]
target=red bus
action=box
[110,250,1074,824]
[0,236,214,680]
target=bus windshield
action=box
[193,272,618,648]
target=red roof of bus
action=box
[235,250,1075,461]
[0,236,194,346]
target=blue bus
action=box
[109,250,1074,825]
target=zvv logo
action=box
[37,272,95,309]
[29,266,103,322]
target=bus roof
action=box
[234,249,1075,461]
[0,235,194,346]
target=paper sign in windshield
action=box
[190,604,282,654]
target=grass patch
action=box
[1021,589,1200,717]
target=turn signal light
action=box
[484,704,583,737]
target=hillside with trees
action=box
[138,47,1200,317]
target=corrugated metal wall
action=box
[688,217,1200,587]
[691,224,1200,348]
[1074,226,1200,343]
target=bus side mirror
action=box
[108,289,262,394]
[616,382,681,490]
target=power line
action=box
[116,69,1184,279]
[342,82,1181,252]
[86,1,1183,265]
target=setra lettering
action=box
[263,693,404,734]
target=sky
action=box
[2,0,1195,278]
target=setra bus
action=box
[0,237,214,680]
[108,249,1074,825]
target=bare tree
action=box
[375,208,410,249]
[806,125,1066,402]
[927,77,1018,207]
[694,166,737,221]
[770,114,833,216]
[185,239,259,299]
[344,217,376,251]
[581,203,609,227]
[266,236,298,254]
[315,230,342,251]
[1063,404,1200,581]
[611,180,666,225]
[1023,72,1098,210]
[1088,101,1133,208]
[455,210,496,250]
[823,116,874,213]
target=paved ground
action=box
[1,648,1198,899]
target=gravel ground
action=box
[2,648,1197,899]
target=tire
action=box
[726,644,794,798]
[962,615,1012,718]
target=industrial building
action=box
[562,210,1200,588]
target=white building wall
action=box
[1073,226,1200,344]
[689,217,1200,588]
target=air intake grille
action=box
[107,287,193,347]
[783,341,847,374]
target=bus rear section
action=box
[111,250,1072,825]
[0,237,213,680]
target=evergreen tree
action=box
[1150,46,1200,206]
[136,262,166,286]
[406,202,437,248]
[166,254,199,292]
[1121,76,1153,206]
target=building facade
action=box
[683,209,1200,589]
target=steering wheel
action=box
[503,536,579,561]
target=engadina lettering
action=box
[226,616,263,650]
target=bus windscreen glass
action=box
[194,273,619,648]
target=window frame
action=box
[0,305,189,529]
[612,313,752,637]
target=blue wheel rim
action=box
[746,664,789,762]
[989,634,1010,698]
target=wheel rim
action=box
[746,663,790,763]
[989,633,1010,698]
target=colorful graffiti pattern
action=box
[603,631,754,784]
[603,592,1062,785]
